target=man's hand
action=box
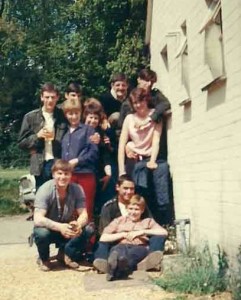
[100,175,111,191]
[125,144,138,159]
[146,161,158,170]
[68,158,78,168]
[69,220,82,238]
[89,132,100,144]
[59,223,77,239]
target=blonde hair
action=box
[51,159,73,173]
[129,194,146,211]
[62,98,81,114]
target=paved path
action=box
[0,214,174,300]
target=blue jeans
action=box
[110,244,148,271]
[94,235,166,260]
[35,159,54,190]
[34,226,89,261]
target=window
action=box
[200,0,226,91]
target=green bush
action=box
[155,245,228,296]
[0,173,28,216]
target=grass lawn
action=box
[0,168,29,216]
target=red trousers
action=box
[71,173,96,222]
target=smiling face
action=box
[111,80,128,101]
[131,98,148,115]
[53,169,72,190]
[127,203,144,222]
[116,180,135,205]
[41,91,59,113]
[85,113,100,128]
[65,110,81,128]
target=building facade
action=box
[148,0,241,262]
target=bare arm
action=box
[100,231,127,243]
[34,208,75,238]
[147,122,162,169]
[118,116,130,175]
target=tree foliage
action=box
[0,0,149,167]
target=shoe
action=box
[137,251,163,271]
[56,249,65,263]
[38,259,52,272]
[64,255,79,269]
[106,251,118,281]
[93,258,108,273]
[116,256,131,279]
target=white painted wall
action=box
[150,0,241,262]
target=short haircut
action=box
[128,194,146,210]
[82,101,105,123]
[117,174,134,186]
[65,82,82,95]
[129,87,151,110]
[62,98,81,114]
[138,69,157,85]
[51,159,73,173]
[110,73,128,84]
[40,82,60,96]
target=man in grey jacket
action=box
[18,82,67,190]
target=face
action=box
[85,113,100,128]
[111,81,128,100]
[131,98,148,115]
[116,180,135,204]
[41,91,59,113]
[65,110,81,128]
[137,78,151,91]
[65,92,81,101]
[127,204,144,222]
[53,169,72,189]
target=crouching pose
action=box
[33,159,88,271]
[99,194,168,281]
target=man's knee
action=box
[149,235,166,252]
[33,227,51,242]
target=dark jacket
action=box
[18,107,67,176]
[99,92,124,118]
[61,123,99,174]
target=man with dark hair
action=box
[18,82,67,190]
[34,159,88,271]
[99,73,129,119]
[93,175,166,274]
[65,81,82,102]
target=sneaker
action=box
[93,258,108,274]
[38,259,52,272]
[64,255,79,269]
[106,251,118,281]
[137,251,163,271]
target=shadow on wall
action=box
[206,84,226,111]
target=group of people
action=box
[18,68,171,280]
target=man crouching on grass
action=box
[33,159,88,271]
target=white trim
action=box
[199,0,221,33]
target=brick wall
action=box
[150,0,241,261]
